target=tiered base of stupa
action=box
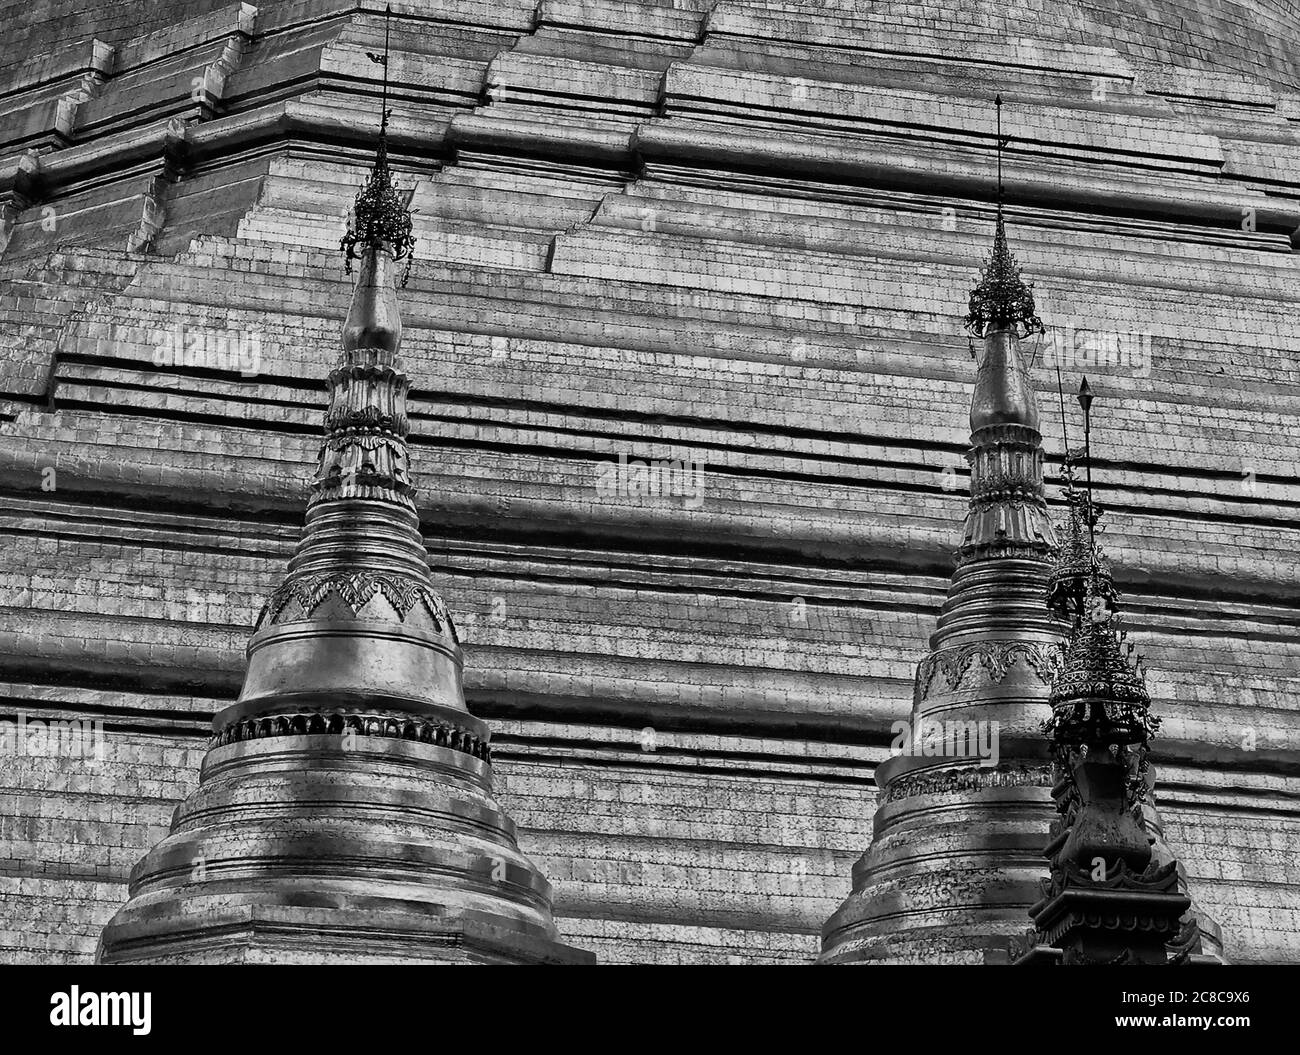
[97,725,592,965]
[819,744,1061,965]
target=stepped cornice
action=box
[7,4,1300,266]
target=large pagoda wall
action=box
[0,0,1298,964]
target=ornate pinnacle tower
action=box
[820,97,1065,964]
[1014,391,1220,965]
[98,17,592,964]
[1014,574,1189,965]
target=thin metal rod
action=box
[1083,415,1094,539]
[1055,360,1071,474]
[995,93,1003,219]
[1080,380,1097,563]
[380,5,391,136]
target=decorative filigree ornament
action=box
[964,95,1044,341]
[340,137,416,282]
[339,8,416,283]
[212,708,489,761]
[1046,580,1158,750]
[1046,487,1114,619]
[916,640,1062,699]
[965,217,1045,339]
[882,764,1053,805]
[255,571,456,634]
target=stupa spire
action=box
[958,95,1053,561]
[97,11,592,964]
[234,0,448,721]
[820,96,1062,964]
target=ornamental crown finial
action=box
[965,216,1044,339]
[340,5,415,274]
[341,138,415,270]
[1046,573,1157,748]
[964,95,1044,340]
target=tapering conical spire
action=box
[233,129,444,721]
[820,96,1063,964]
[220,2,454,736]
[98,13,592,964]
[959,98,1052,560]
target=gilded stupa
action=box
[820,102,1225,965]
[1,0,1296,966]
[96,27,592,964]
[821,102,1065,963]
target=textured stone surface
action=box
[1,0,1299,964]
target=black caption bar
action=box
[1,964,1293,1044]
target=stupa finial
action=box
[965,95,1044,340]
[340,4,415,275]
[98,4,592,969]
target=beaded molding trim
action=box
[881,763,1053,805]
[212,709,489,761]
